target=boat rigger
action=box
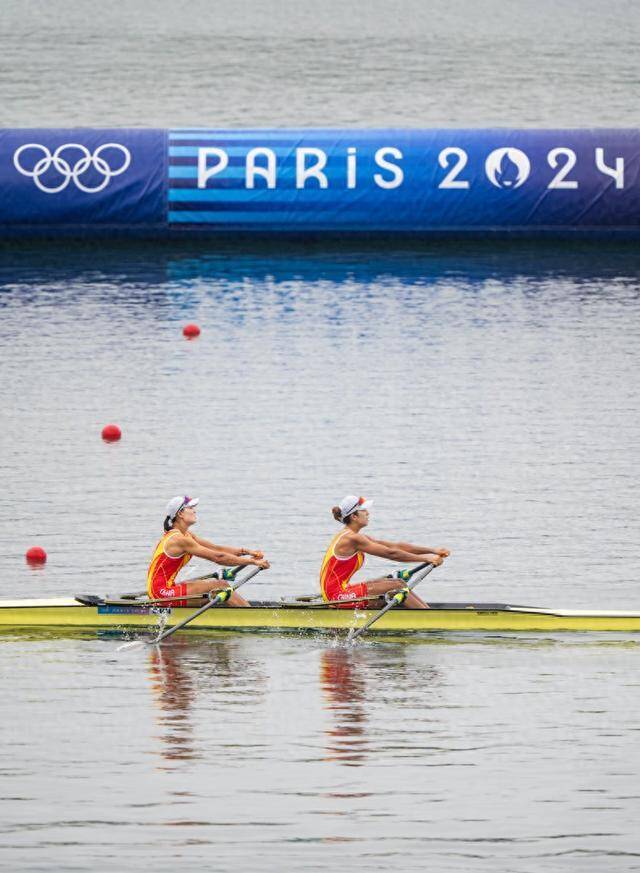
[1,597,640,634]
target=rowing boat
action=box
[2,596,640,633]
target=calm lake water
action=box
[1,0,640,128]
[2,1,640,870]
[2,240,640,872]
[3,630,640,872]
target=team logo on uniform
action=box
[13,142,131,193]
[485,147,531,189]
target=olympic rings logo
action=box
[13,142,131,194]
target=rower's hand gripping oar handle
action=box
[388,561,430,583]
[192,564,244,584]
[219,565,245,582]
[151,565,264,645]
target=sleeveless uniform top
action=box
[147,531,193,597]
[319,531,365,602]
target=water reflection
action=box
[148,639,199,764]
[1,239,639,296]
[146,635,267,767]
[320,643,443,767]
[320,647,369,766]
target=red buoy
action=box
[101,424,122,442]
[26,546,47,565]
[183,323,201,339]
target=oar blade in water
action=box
[117,639,147,653]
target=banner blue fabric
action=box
[1,128,639,236]
[0,129,165,228]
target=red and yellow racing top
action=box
[147,531,193,598]
[319,531,365,602]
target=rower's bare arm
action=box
[169,534,261,567]
[352,534,444,565]
[191,534,265,560]
[400,542,449,558]
[191,533,239,553]
[371,537,450,558]
[190,533,222,550]
[186,542,248,565]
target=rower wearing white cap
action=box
[147,495,269,607]
[319,495,449,609]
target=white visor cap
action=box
[339,495,373,521]
[165,495,199,522]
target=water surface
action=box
[2,0,640,868]
[1,0,639,127]
[3,630,640,872]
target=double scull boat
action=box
[1,595,640,634]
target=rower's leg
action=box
[405,590,430,609]
[184,579,250,607]
[228,590,251,607]
[363,578,430,609]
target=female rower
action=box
[147,495,269,607]
[320,495,449,609]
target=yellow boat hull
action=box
[2,599,640,633]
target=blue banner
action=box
[0,128,165,229]
[1,128,639,236]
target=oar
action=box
[346,563,436,643]
[151,565,264,645]
[217,565,245,582]
[118,566,263,651]
[390,561,431,583]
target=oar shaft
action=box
[348,563,436,642]
[188,564,244,584]
[406,561,430,578]
[154,595,225,642]
[348,597,397,637]
[153,565,263,644]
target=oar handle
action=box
[220,564,246,582]
[386,561,431,582]
[188,564,244,585]
[402,561,430,581]
[206,564,262,603]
